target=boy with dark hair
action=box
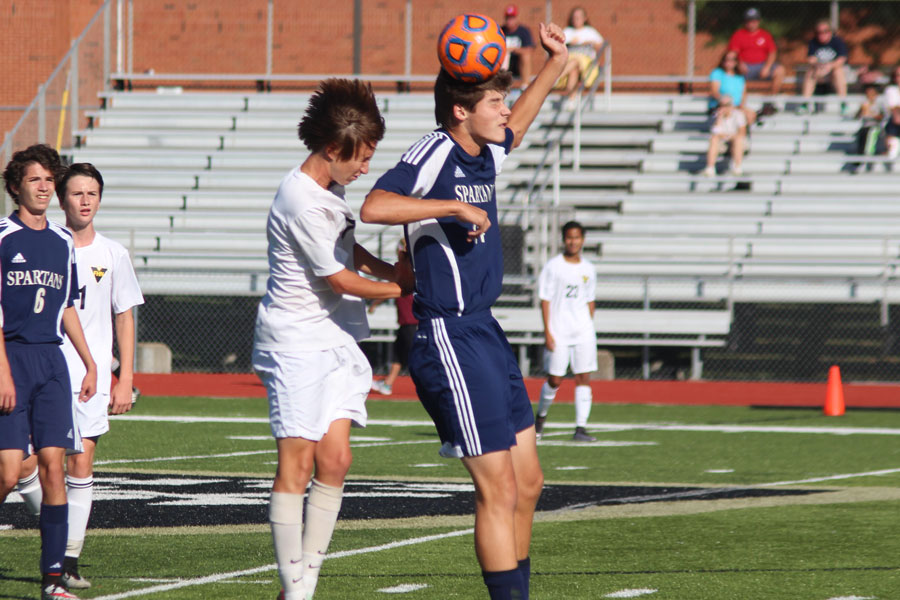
[361,22,569,600]
[534,221,597,442]
[252,79,413,600]
[16,162,144,590]
[0,144,97,600]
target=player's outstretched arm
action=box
[0,338,15,414]
[110,309,136,415]
[507,22,569,149]
[325,268,406,300]
[354,244,415,295]
[361,190,491,240]
[62,306,97,401]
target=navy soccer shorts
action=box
[0,342,77,453]
[408,310,534,457]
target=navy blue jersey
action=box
[373,128,514,320]
[0,213,78,344]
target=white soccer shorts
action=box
[544,340,598,377]
[74,392,111,439]
[252,343,371,441]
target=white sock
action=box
[301,479,343,597]
[574,385,593,428]
[65,475,93,558]
[17,467,42,517]
[537,382,558,418]
[270,491,305,595]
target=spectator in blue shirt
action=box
[710,50,756,126]
[800,21,848,105]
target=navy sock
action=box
[39,503,67,575]
[517,557,531,598]
[482,567,526,600]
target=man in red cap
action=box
[502,4,535,88]
[728,7,785,95]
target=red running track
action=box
[132,373,900,409]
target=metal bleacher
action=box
[56,88,900,311]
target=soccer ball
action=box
[437,14,507,83]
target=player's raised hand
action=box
[539,22,568,61]
[453,202,491,241]
[0,369,15,414]
[109,381,134,415]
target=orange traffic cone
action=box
[824,365,845,416]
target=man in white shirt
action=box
[16,162,144,591]
[535,221,597,442]
[252,79,412,600]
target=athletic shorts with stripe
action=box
[408,310,534,457]
[0,342,78,453]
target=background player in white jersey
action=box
[50,163,143,589]
[252,79,413,600]
[534,221,597,442]
[362,23,568,600]
[0,144,97,600]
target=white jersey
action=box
[253,168,369,351]
[538,254,596,345]
[61,232,144,394]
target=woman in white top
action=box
[557,6,604,101]
[883,65,900,159]
[703,94,748,177]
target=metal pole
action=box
[686,0,696,78]
[552,141,560,207]
[38,85,46,145]
[352,0,362,74]
[116,0,123,72]
[404,0,412,77]
[103,1,111,85]
[127,0,133,73]
[573,93,581,171]
[831,1,839,31]
[71,50,79,147]
[266,0,274,76]
[604,43,612,111]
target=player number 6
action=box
[33,287,45,313]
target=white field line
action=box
[112,415,900,436]
[91,528,474,600]
[94,440,435,466]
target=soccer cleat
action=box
[62,567,91,589]
[534,414,546,440]
[131,386,141,404]
[370,380,392,395]
[572,427,596,442]
[701,166,715,177]
[42,583,80,599]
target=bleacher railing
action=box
[0,0,116,169]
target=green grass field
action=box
[2,396,900,599]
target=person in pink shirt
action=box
[728,7,785,95]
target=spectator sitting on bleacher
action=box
[702,95,747,177]
[853,84,885,170]
[556,6,603,109]
[501,4,535,89]
[884,66,900,159]
[710,50,756,127]
[728,8,785,98]
[798,20,848,115]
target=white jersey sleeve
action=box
[110,240,144,314]
[290,205,348,278]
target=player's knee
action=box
[547,375,563,388]
[0,472,18,496]
[316,447,353,481]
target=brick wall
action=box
[4,1,900,146]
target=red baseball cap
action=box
[505,4,518,17]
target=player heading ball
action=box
[252,78,413,600]
[362,22,570,600]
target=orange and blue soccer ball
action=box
[437,14,507,83]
